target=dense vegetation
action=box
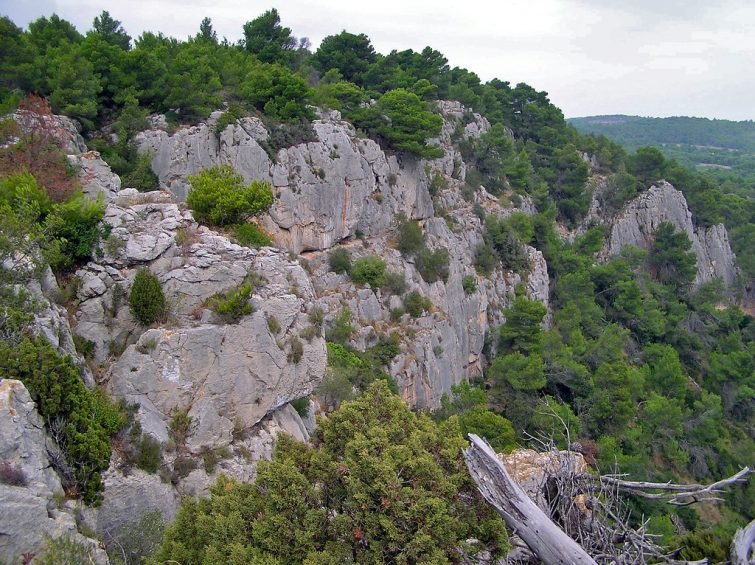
[569,115,755,185]
[570,115,755,279]
[154,381,508,563]
[0,7,753,560]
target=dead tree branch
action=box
[463,434,597,565]
[464,433,752,564]
[592,467,752,505]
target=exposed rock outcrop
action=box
[0,380,106,562]
[68,150,121,201]
[601,182,739,287]
[134,103,548,409]
[13,108,122,203]
[12,109,88,154]
[138,110,439,252]
[68,190,326,453]
[108,310,324,451]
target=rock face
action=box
[68,190,326,453]
[0,380,105,562]
[134,103,548,409]
[13,108,122,203]
[12,109,88,154]
[602,182,739,288]
[108,311,324,451]
[137,110,437,252]
[89,468,179,538]
[68,150,122,201]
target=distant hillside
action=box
[568,115,755,151]
[569,115,755,192]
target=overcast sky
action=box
[2,0,754,120]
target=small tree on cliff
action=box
[186,164,273,227]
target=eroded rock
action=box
[0,380,106,563]
[603,182,739,287]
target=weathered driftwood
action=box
[463,434,597,565]
[730,518,755,565]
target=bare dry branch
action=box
[592,467,752,505]
[463,434,597,565]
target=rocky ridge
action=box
[135,101,548,408]
[592,180,739,288]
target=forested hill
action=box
[569,115,755,152]
[569,115,755,196]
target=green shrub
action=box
[105,510,165,565]
[429,172,447,196]
[231,222,272,248]
[404,291,432,318]
[474,242,498,275]
[36,535,98,564]
[73,334,96,360]
[121,153,159,192]
[462,274,477,295]
[171,455,197,483]
[382,270,407,295]
[308,306,324,328]
[415,247,450,283]
[0,337,124,504]
[45,191,108,273]
[259,119,318,161]
[325,307,353,345]
[369,333,401,365]
[396,216,425,256]
[300,325,319,341]
[169,410,192,445]
[483,215,531,274]
[201,446,230,474]
[266,315,281,334]
[187,164,273,226]
[290,397,309,418]
[129,269,166,326]
[288,336,304,364]
[390,307,405,322]
[328,247,352,274]
[214,107,241,137]
[154,383,507,563]
[205,282,253,323]
[134,435,161,474]
[317,370,354,409]
[351,255,386,287]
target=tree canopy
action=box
[155,381,508,563]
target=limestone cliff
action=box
[599,182,739,287]
[136,102,549,408]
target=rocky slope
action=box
[2,101,744,562]
[0,379,108,562]
[137,101,549,407]
[601,182,739,287]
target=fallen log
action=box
[463,434,597,565]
